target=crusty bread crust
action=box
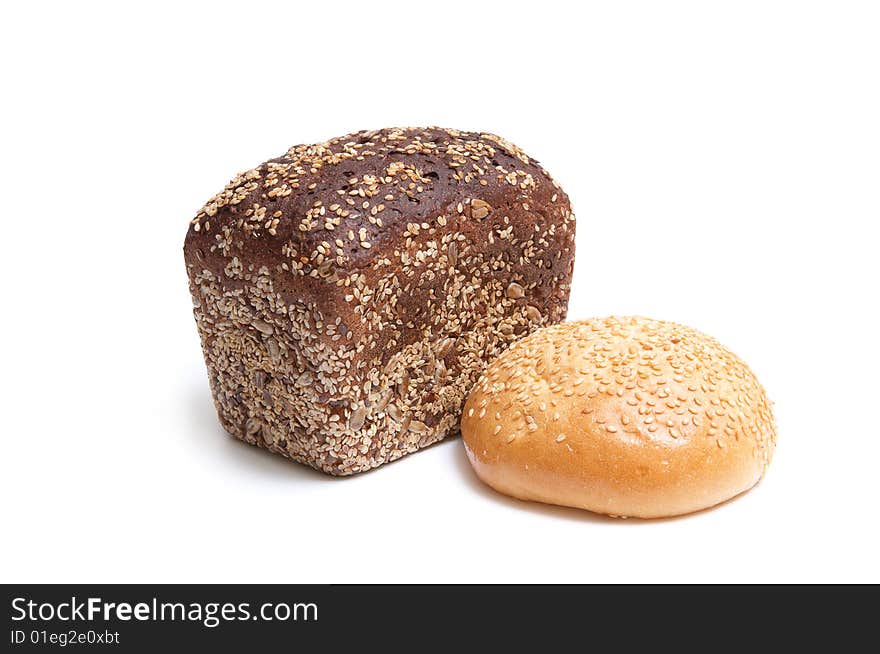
[185,127,575,475]
[461,317,776,517]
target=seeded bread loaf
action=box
[184,127,575,475]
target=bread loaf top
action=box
[184,127,571,303]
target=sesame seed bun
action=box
[461,317,776,518]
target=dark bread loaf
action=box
[184,127,575,475]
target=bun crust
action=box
[461,317,776,518]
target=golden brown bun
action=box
[461,317,776,518]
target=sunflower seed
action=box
[375,389,393,411]
[386,404,403,423]
[409,420,427,434]
[349,406,367,431]
[448,241,458,266]
[525,305,542,321]
[266,338,281,362]
[471,199,492,218]
[506,283,525,299]
[245,418,261,435]
[397,372,410,398]
[437,337,455,358]
[252,319,274,335]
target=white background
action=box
[2,1,878,583]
